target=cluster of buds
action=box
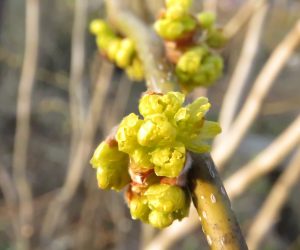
[89,19,144,81]
[90,92,221,228]
[154,0,226,91]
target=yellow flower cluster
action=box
[90,92,221,228]
[89,19,144,81]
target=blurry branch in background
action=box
[223,0,266,40]
[246,147,300,250]
[12,0,39,249]
[0,47,69,91]
[41,61,114,241]
[105,74,132,133]
[213,19,300,170]
[0,164,18,233]
[69,0,88,157]
[146,114,300,250]
[0,164,17,209]
[202,0,218,13]
[225,114,300,199]
[218,3,268,138]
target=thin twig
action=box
[69,0,88,157]
[12,0,39,249]
[146,115,300,249]
[246,147,300,250]
[213,20,300,170]
[40,61,114,241]
[223,0,265,40]
[106,0,179,93]
[218,4,268,137]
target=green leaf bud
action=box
[148,210,174,229]
[150,143,186,178]
[96,165,130,191]
[197,12,216,29]
[116,113,143,154]
[145,184,186,213]
[137,114,176,147]
[130,195,150,222]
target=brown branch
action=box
[246,147,300,250]
[213,19,300,170]
[12,0,39,249]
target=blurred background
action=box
[0,0,299,249]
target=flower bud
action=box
[130,148,153,171]
[125,57,144,81]
[90,141,128,169]
[150,143,185,178]
[96,164,130,191]
[116,113,143,154]
[148,210,174,228]
[165,5,187,20]
[130,195,150,222]
[89,19,111,35]
[107,39,121,61]
[145,184,186,213]
[137,114,176,147]
[166,0,192,11]
[139,92,184,118]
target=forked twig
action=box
[246,147,300,250]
